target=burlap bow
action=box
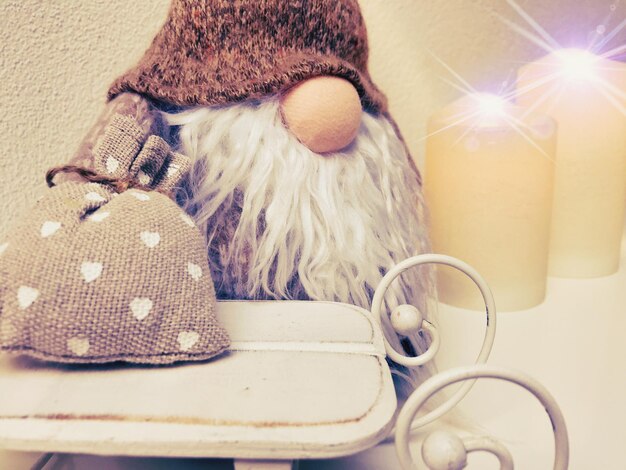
[48,113,190,195]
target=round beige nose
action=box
[280,76,363,154]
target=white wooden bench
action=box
[0,301,397,469]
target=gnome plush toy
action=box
[68,0,435,383]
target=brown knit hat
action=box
[108,0,387,113]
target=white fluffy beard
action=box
[165,98,436,384]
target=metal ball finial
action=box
[422,431,468,470]
[390,304,424,335]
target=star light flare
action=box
[555,48,601,82]
[500,0,626,117]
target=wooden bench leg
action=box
[233,459,298,470]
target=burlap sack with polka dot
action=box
[0,114,230,364]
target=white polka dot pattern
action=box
[105,157,120,173]
[67,337,90,356]
[17,286,39,310]
[40,221,61,238]
[177,331,200,351]
[138,171,151,186]
[80,261,103,283]
[187,262,203,281]
[130,297,153,320]
[130,191,150,201]
[88,211,110,223]
[140,231,161,248]
[85,192,106,202]
[167,163,181,177]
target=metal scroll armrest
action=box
[395,365,570,470]
[372,255,570,469]
[371,254,497,428]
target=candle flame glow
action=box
[498,0,626,117]
[423,50,553,159]
[474,94,508,118]
[555,48,600,82]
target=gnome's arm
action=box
[66,92,168,170]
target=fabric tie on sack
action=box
[0,115,229,364]
[92,113,190,193]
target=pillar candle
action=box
[425,94,556,311]
[517,49,626,278]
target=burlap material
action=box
[91,113,190,193]
[68,93,166,171]
[0,116,229,364]
[108,0,387,113]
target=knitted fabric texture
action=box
[0,116,229,364]
[108,0,387,113]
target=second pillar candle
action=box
[425,94,557,311]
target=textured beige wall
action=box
[1,0,622,236]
